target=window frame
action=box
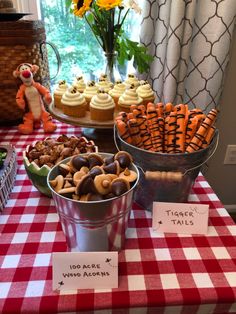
[13,0,41,19]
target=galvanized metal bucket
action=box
[114,127,218,211]
[47,153,139,252]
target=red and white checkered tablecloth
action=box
[0,121,236,314]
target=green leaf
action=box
[117,37,154,73]
[65,0,72,9]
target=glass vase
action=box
[104,51,121,83]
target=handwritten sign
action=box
[152,202,209,235]
[52,251,118,291]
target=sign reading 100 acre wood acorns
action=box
[52,252,118,291]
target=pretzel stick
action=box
[202,126,216,148]
[156,117,165,152]
[116,120,132,144]
[186,109,218,152]
[156,102,164,117]
[115,111,128,123]
[146,103,160,151]
[132,109,153,151]
[164,103,173,117]
[189,108,206,122]
[167,112,177,153]
[175,104,186,153]
[127,112,134,120]
[137,104,146,116]
[164,116,170,152]
[130,104,138,112]
[184,105,189,127]
[127,118,144,149]
[185,116,199,148]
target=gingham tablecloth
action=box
[0,121,236,314]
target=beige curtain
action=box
[140,0,236,112]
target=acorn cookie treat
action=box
[49,151,138,201]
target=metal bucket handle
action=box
[40,41,61,80]
[113,125,219,182]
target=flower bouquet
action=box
[66,0,153,79]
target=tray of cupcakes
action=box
[48,73,155,129]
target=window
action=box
[14,0,144,84]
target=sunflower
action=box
[96,0,123,10]
[72,0,92,17]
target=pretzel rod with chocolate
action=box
[127,112,134,120]
[175,104,186,153]
[156,117,165,152]
[164,102,173,117]
[156,102,164,117]
[202,126,216,148]
[131,105,142,116]
[146,103,161,151]
[164,116,170,153]
[116,120,132,144]
[127,118,144,149]
[115,111,128,123]
[184,105,189,127]
[189,108,206,123]
[186,109,218,153]
[132,109,153,151]
[185,116,199,147]
[116,103,218,154]
[130,104,138,112]
[137,104,146,116]
[167,112,177,153]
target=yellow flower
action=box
[72,0,92,17]
[96,0,123,10]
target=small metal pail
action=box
[47,153,139,252]
[114,127,218,210]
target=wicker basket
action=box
[0,20,51,125]
[0,145,17,212]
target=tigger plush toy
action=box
[13,63,57,134]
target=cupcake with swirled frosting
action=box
[109,80,126,108]
[83,80,98,111]
[96,77,113,93]
[53,80,69,109]
[90,89,115,121]
[124,73,140,89]
[118,84,143,113]
[61,86,86,118]
[72,75,86,93]
[136,80,155,107]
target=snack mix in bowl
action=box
[23,135,98,197]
